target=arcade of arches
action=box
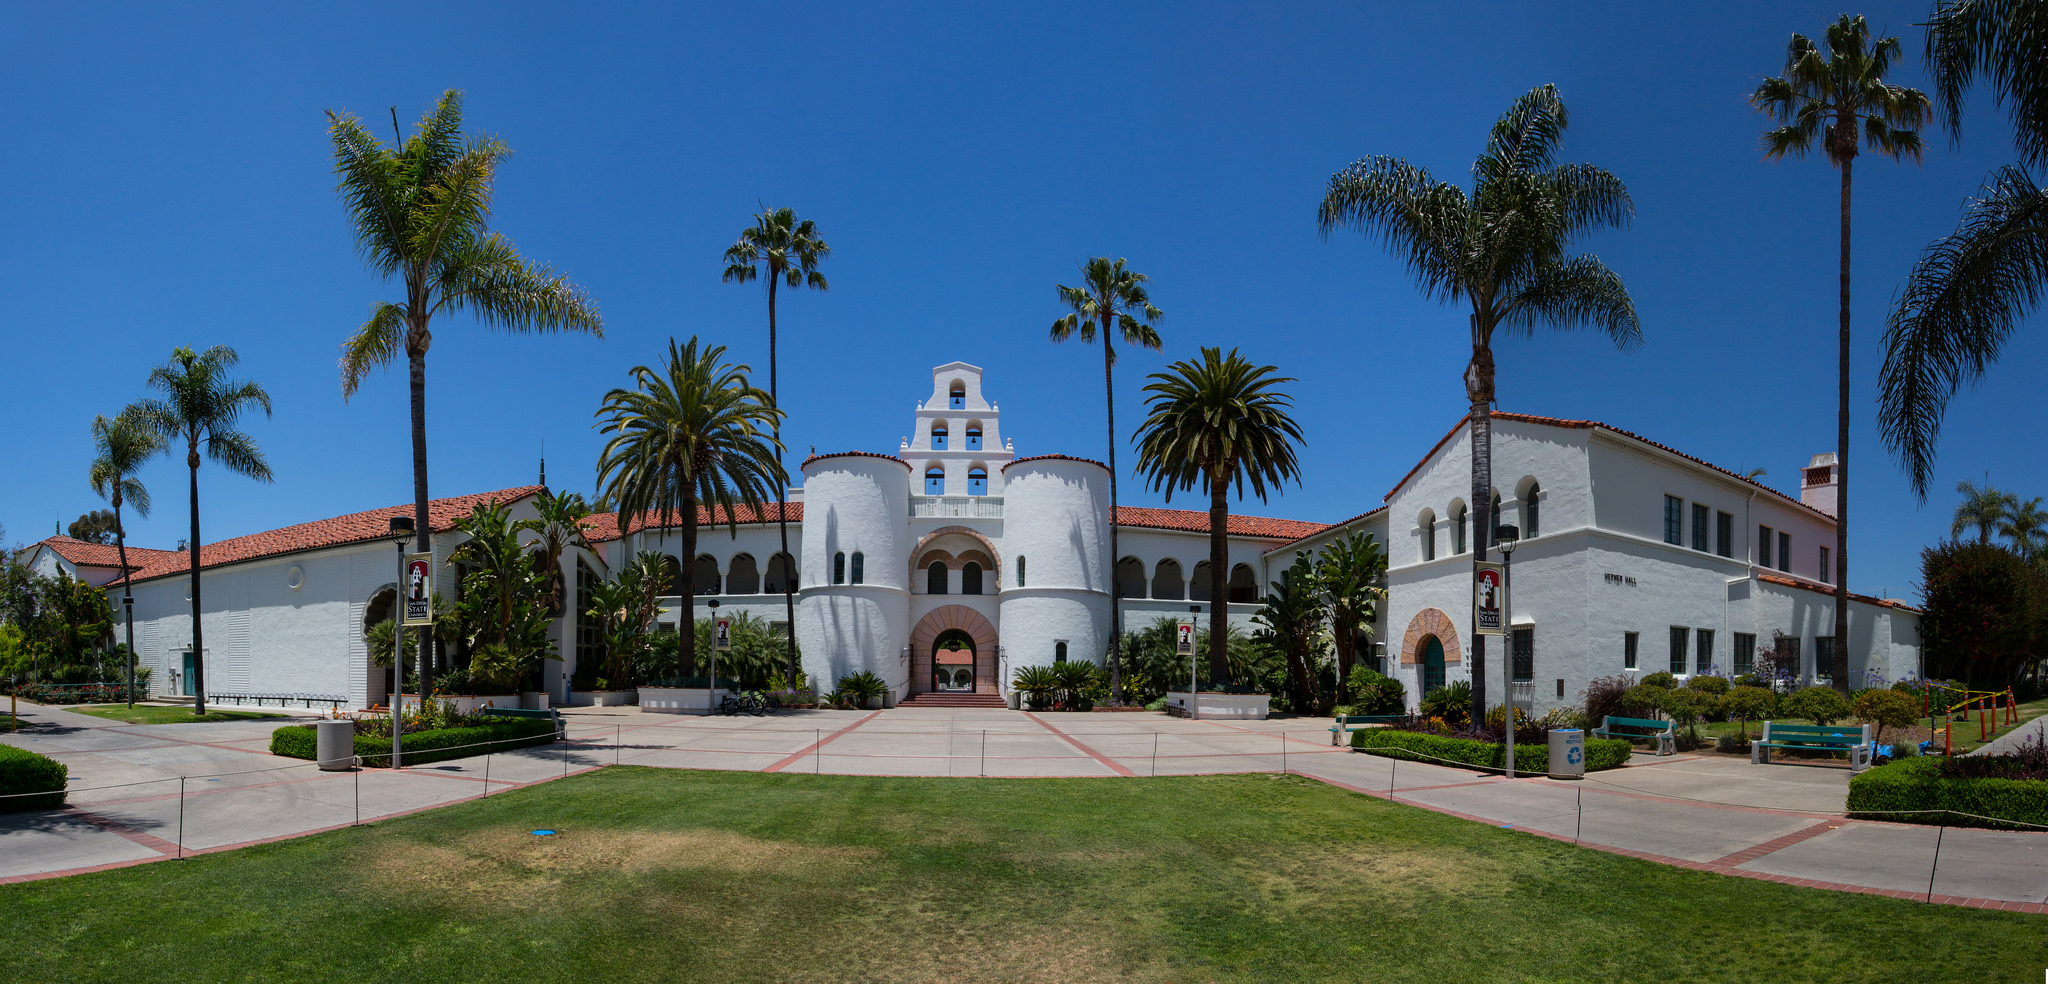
[908,605,998,696]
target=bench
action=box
[1751,721,1872,772]
[1329,714,1407,745]
[484,706,564,738]
[1593,715,1676,755]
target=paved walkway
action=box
[3,702,2043,912]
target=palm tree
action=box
[1134,347,1304,684]
[1319,84,1640,721]
[1316,531,1386,684]
[594,338,784,680]
[1881,1,2048,499]
[1253,553,1327,712]
[1051,257,1163,703]
[722,207,829,687]
[89,409,165,705]
[528,487,592,616]
[2002,496,2048,562]
[132,346,272,716]
[1952,477,2016,543]
[1754,16,1931,694]
[330,90,603,694]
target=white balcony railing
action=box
[910,495,1003,519]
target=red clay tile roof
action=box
[1002,454,1107,472]
[33,536,180,571]
[802,451,912,469]
[1755,572,1922,613]
[122,487,544,585]
[1264,506,1388,553]
[1383,411,1835,524]
[1114,506,1331,541]
[584,502,804,543]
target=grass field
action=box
[64,705,289,725]
[3,768,2042,983]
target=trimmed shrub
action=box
[1732,673,1766,689]
[0,745,66,812]
[270,718,556,768]
[1847,756,2048,830]
[1853,689,1920,744]
[1580,675,1631,731]
[1721,687,1775,740]
[1351,728,1631,772]
[1418,680,1471,724]
[1639,671,1677,689]
[1784,686,1852,726]
[1685,675,1731,696]
[1346,666,1407,714]
[1619,684,1667,716]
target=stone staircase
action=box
[895,691,1009,709]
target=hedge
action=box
[270,718,558,768]
[1351,728,1632,773]
[1847,756,2048,830]
[0,745,68,811]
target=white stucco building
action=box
[47,362,1919,715]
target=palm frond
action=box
[440,233,603,336]
[204,430,274,484]
[340,301,406,399]
[1134,347,1304,504]
[1925,0,2048,167]
[1498,254,1642,350]
[1317,156,1467,303]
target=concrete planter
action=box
[1164,692,1271,720]
[399,694,516,716]
[638,687,732,713]
[569,690,638,707]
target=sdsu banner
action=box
[1473,561,1505,637]
[402,553,435,626]
[1176,620,1197,656]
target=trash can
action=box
[315,719,355,771]
[1547,728,1585,780]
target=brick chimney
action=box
[1800,452,1838,517]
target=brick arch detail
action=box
[910,525,1002,572]
[1400,608,1462,665]
[909,604,1000,695]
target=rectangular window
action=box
[575,561,601,674]
[1781,635,1802,679]
[1815,636,1836,684]
[832,554,845,585]
[1759,525,1773,568]
[1669,626,1688,676]
[1695,628,1714,676]
[1664,496,1683,545]
[1691,503,1709,551]
[1716,511,1733,558]
[1733,633,1756,676]
[1819,546,1831,584]
[1512,626,1533,683]
[1778,532,1792,572]
[1624,632,1639,671]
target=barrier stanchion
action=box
[176,776,186,860]
[353,758,360,824]
[815,729,821,774]
[1151,733,1159,777]
[1574,788,1583,845]
[562,736,569,778]
[483,750,491,798]
[1927,822,1946,903]
[616,725,622,766]
[1388,755,1397,801]
[1280,733,1287,775]
[980,730,986,777]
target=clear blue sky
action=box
[3,1,2041,603]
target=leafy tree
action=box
[723,207,830,686]
[132,345,271,715]
[1316,531,1386,683]
[1953,478,2017,543]
[1784,685,1853,726]
[329,90,603,695]
[691,610,802,690]
[1919,538,2047,687]
[0,623,26,726]
[1619,684,1667,717]
[1723,686,1777,741]
[586,551,666,687]
[1661,688,1717,746]
[2001,496,2048,562]
[1134,347,1303,685]
[528,488,592,616]
[66,510,118,545]
[1320,84,1640,721]
[446,502,554,690]
[1051,256,1163,704]
[1754,15,1931,695]
[1346,664,1407,714]
[594,338,783,681]
[1854,688,1920,744]
[1252,553,1329,712]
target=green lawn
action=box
[3,768,2042,983]
[64,705,289,725]
[1688,695,2048,754]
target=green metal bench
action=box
[1592,714,1675,755]
[1751,721,1872,772]
[1329,714,1406,745]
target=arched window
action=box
[962,561,983,595]
[693,555,721,595]
[925,466,945,495]
[967,466,988,496]
[927,560,949,595]
[1524,482,1541,538]
[965,422,983,450]
[832,552,846,585]
[930,422,948,450]
[1055,641,1068,663]
[1016,556,1026,587]
[949,380,965,409]
[765,553,795,594]
[662,555,684,595]
[1190,561,1213,602]
[1116,557,1147,599]
[850,552,865,584]
[1228,564,1258,604]
[1489,493,1502,547]
[726,553,760,594]
[1152,559,1185,601]
[1451,503,1467,554]
[1418,509,1436,562]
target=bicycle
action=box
[718,691,768,716]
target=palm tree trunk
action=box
[1834,156,1852,694]
[1207,473,1230,684]
[1103,330,1123,703]
[409,345,434,699]
[114,492,133,707]
[1466,321,1495,724]
[187,444,206,716]
[768,276,798,688]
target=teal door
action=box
[1422,638,1445,695]
[182,651,197,697]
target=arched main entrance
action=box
[908,605,999,696]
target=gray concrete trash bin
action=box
[315,719,355,771]
[1547,728,1585,779]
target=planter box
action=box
[1164,692,1271,720]
[520,691,550,711]
[398,694,516,716]
[568,690,638,707]
[638,687,732,714]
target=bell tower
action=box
[902,362,1013,496]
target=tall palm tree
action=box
[722,207,829,687]
[1754,16,1930,694]
[2002,496,2048,562]
[528,487,592,616]
[1881,1,2048,499]
[1134,347,1303,684]
[594,338,784,681]
[1319,84,1639,721]
[89,409,165,705]
[132,346,272,715]
[1952,477,2016,543]
[1316,531,1387,684]
[1051,257,1163,704]
[330,89,603,694]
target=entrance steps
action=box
[896,692,1008,709]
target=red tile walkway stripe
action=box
[763,711,881,773]
[1710,820,1840,867]
[1023,713,1137,777]
[61,806,176,856]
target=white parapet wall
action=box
[1164,692,1271,720]
[638,687,733,713]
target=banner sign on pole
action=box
[715,617,732,652]
[1474,561,1506,637]
[402,553,435,626]
[1175,619,1196,657]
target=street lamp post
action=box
[1494,524,1521,778]
[389,515,413,768]
[706,598,719,716]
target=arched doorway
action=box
[1421,637,1446,695]
[908,605,999,696]
[932,629,976,692]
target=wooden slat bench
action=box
[1592,715,1676,755]
[1329,714,1407,745]
[1751,721,1873,772]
